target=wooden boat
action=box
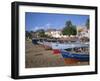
[51,42,89,61]
[60,49,89,61]
[51,42,89,49]
[32,38,89,60]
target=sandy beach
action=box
[25,40,89,68]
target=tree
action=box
[86,19,89,29]
[26,31,29,38]
[62,21,77,36]
[25,31,33,39]
[65,21,72,27]
[36,29,46,37]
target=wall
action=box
[0,0,99,81]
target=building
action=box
[45,29,62,38]
[45,28,77,38]
[77,26,89,38]
[45,26,89,39]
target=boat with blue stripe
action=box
[51,42,89,61]
[60,49,89,61]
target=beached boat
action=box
[32,38,89,61]
[51,42,89,61]
[51,42,89,49]
[60,49,89,61]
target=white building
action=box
[45,29,77,38]
[45,26,89,39]
[45,29,62,38]
[77,26,89,38]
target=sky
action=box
[25,12,89,31]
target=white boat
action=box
[51,42,89,49]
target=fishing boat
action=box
[51,42,89,49]
[37,40,53,50]
[60,49,89,61]
[32,38,89,62]
[51,42,89,61]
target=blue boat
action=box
[32,38,39,45]
[61,49,89,61]
[51,42,89,61]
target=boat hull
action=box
[51,43,89,49]
[61,50,89,61]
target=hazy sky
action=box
[25,12,89,31]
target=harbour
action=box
[25,13,90,68]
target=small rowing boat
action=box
[60,49,89,61]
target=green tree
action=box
[86,19,89,29]
[25,31,33,39]
[62,21,77,36]
[36,29,46,37]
